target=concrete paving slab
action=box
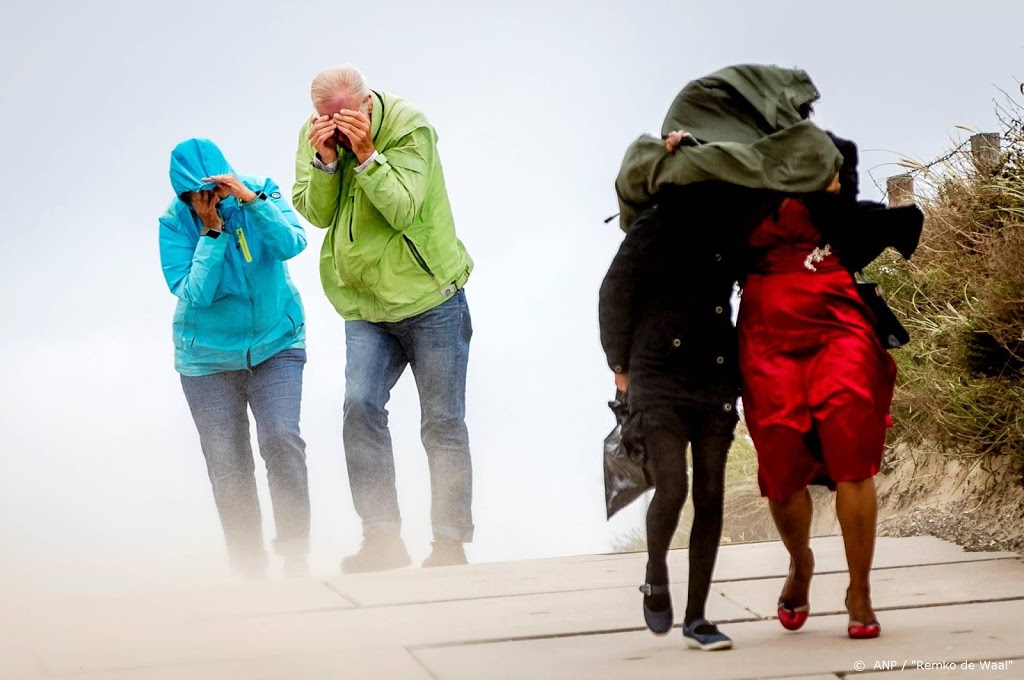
[67,649,432,680]
[19,577,354,634]
[328,536,1012,607]
[717,558,1024,618]
[414,600,1024,680]
[25,577,354,625]
[27,583,753,675]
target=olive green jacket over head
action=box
[293,91,473,322]
[615,64,844,231]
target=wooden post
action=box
[970,132,1001,171]
[887,174,915,207]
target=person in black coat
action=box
[599,179,768,650]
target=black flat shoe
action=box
[639,583,673,635]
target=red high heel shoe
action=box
[848,620,881,639]
[846,590,881,639]
[777,598,810,631]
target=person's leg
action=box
[836,478,878,626]
[769,489,815,611]
[398,290,474,554]
[814,382,888,631]
[247,348,310,570]
[180,370,266,575]
[342,320,409,537]
[751,423,818,618]
[641,409,690,614]
[684,410,735,626]
[811,331,893,632]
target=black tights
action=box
[642,407,734,624]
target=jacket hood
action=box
[169,138,234,196]
[661,64,821,144]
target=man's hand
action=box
[191,192,223,231]
[309,114,339,165]
[825,172,841,194]
[333,108,375,164]
[202,174,258,203]
[614,372,629,393]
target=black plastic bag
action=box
[604,391,653,519]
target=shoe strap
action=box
[639,583,670,596]
[685,618,715,630]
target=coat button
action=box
[613,365,624,373]
[714,253,723,262]
[716,356,725,365]
[715,306,724,315]
[672,338,681,348]
[723,403,733,412]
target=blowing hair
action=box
[311,63,370,111]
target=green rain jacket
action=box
[293,91,473,322]
[615,65,844,231]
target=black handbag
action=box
[856,281,910,350]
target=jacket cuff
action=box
[307,157,341,194]
[354,151,389,183]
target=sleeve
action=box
[353,126,434,231]
[242,179,307,261]
[598,214,658,374]
[292,120,342,229]
[829,133,860,204]
[159,212,229,307]
[615,121,844,232]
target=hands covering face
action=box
[308,98,375,165]
[188,191,222,231]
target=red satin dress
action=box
[738,199,897,502]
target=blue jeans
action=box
[180,348,310,569]
[344,289,474,542]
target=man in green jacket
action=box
[293,63,475,571]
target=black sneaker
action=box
[340,534,412,574]
[422,538,468,568]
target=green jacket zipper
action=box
[348,197,355,242]
[403,236,434,276]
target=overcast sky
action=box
[1,0,1022,580]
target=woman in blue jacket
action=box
[159,138,310,578]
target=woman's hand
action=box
[191,192,223,231]
[825,172,841,194]
[202,174,258,203]
[664,129,697,152]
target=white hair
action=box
[311,63,370,111]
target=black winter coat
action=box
[598,183,770,410]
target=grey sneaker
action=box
[422,538,468,567]
[340,534,412,574]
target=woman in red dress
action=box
[737,137,895,639]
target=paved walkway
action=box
[3,536,1022,679]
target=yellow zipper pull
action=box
[236,228,253,263]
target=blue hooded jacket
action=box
[159,139,307,376]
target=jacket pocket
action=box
[403,235,435,277]
[348,196,355,242]
[284,298,305,336]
